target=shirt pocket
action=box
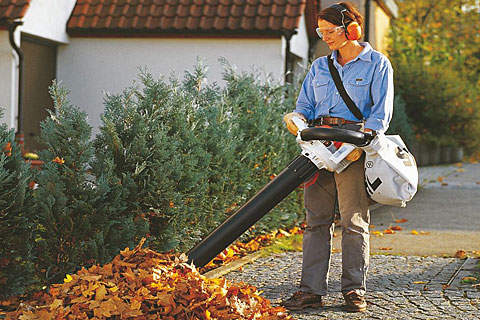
[312,78,330,103]
[346,78,371,103]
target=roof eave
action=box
[66,29,290,39]
[375,0,399,18]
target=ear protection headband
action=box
[330,4,362,41]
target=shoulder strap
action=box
[327,55,364,120]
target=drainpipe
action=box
[364,0,371,42]
[284,30,296,85]
[6,20,24,151]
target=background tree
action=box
[388,0,480,150]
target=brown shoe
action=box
[281,291,323,310]
[342,290,367,312]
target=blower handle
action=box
[300,127,374,146]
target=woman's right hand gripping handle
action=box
[283,112,307,136]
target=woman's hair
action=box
[317,2,364,29]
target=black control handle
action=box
[300,127,373,146]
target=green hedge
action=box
[32,84,148,286]
[94,62,303,252]
[0,63,305,297]
[0,109,37,297]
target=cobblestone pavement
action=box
[225,252,480,319]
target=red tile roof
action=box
[67,0,307,37]
[0,0,30,21]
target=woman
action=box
[282,2,393,312]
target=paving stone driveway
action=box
[225,252,480,319]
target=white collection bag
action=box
[361,134,418,207]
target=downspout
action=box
[7,20,24,149]
[364,0,371,42]
[284,30,296,84]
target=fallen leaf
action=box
[95,285,107,301]
[437,176,444,182]
[391,226,403,231]
[411,230,419,235]
[130,298,142,311]
[369,225,375,229]
[49,299,63,310]
[441,182,448,186]
[461,277,478,283]
[456,168,465,172]
[384,229,395,234]
[379,247,393,250]
[413,281,428,284]
[395,219,408,223]
[455,250,467,259]
[372,231,384,236]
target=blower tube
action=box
[187,127,371,268]
[187,155,317,268]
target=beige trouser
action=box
[300,150,370,296]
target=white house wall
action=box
[20,0,76,43]
[0,31,15,128]
[289,13,309,61]
[57,37,283,133]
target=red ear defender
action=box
[346,21,362,40]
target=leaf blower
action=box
[187,115,373,268]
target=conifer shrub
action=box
[0,63,306,296]
[219,62,303,238]
[32,84,148,285]
[94,62,303,252]
[0,109,36,297]
[386,94,415,146]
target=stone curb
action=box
[202,251,263,279]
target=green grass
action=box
[260,234,303,257]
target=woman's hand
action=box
[283,112,306,135]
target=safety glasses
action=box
[316,26,344,40]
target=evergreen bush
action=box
[1,63,307,296]
[386,94,415,146]
[32,84,148,285]
[94,62,303,252]
[0,109,36,297]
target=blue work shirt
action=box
[295,42,393,132]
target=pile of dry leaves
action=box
[6,239,293,320]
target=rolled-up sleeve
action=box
[365,58,394,133]
[294,70,315,121]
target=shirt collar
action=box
[330,42,373,63]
